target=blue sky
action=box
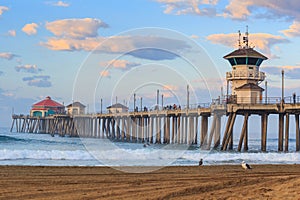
[1,0,300,127]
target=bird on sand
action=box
[199,158,203,166]
[241,161,252,170]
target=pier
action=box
[10,98,300,152]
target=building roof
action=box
[107,103,128,109]
[32,96,64,108]
[31,108,49,111]
[66,101,86,108]
[235,83,265,91]
[224,48,268,60]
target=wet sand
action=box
[0,165,299,199]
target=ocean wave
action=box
[0,149,94,161]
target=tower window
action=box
[235,57,246,65]
[249,66,253,70]
[228,58,236,66]
[256,59,263,66]
[248,57,258,65]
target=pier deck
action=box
[11,101,300,152]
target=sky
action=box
[1,0,300,127]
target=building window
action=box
[228,58,236,66]
[249,66,253,70]
[256,59,263,66]
[235,57,247,65]
[248,57,258,65]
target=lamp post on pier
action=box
[265,81,267,104]
[281,70,284,103]
[157,89,159,110]
[134,93,136,112]
[100,98,103,114]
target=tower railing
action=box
[226,71,265,80]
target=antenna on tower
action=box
[243,25,249,48]
[238,30,241,49]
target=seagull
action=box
[241,161,252,170]
[199,158,203,166]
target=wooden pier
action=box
[10,100,300,152]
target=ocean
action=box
[0,127,299,167]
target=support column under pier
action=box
[261,114,268,152]
[278,114,284,152]
[285,113,290,152]
[214,115,221,149]
[296,114,300,151]
[200,115,208,149]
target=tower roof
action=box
[32,96,64,108]
[107,103,128,109]
[66,101,86,108]
[224,48,268,60]
[235,83,264,91]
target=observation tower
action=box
[224,28,267,104]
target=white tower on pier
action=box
[224,28,267,104]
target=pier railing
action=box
[225,96,300,105]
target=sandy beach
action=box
[0,165,299,199]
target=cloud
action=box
[7,30,16,37]
[2,91,14,97]
[15,64,43,73]
[22,75,52,87]
[45,18,108,39]
[0,6,8,16]
[155,0,218,16]
[0,71,3,76]
[156,0,300,39]
[41,35,191,60]
[22,23,38,35]
[0,52,18,60]
[52,1,70,7]
[99,70,110,78]
[190,34,199,39]
[43,18,191,60]
[262,65,300,79]
[281,21,300,37]
[163,84,179,91]
[222,0,300,20]
[155,0,300,20]
[127,48,180,60]
[206,32,289,58]
[99,60,140,70]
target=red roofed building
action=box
[30,96,65,117]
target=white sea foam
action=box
[0,130,299,166]
[0,149,93,161]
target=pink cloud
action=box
[99,60,140,70]
[52,1,70,7]
[206,32,289,58]
[0,52,18,60]
[15,64,43,73]
[45,18,108,39]
[222,0,300,20]
[7,30,16,37]
[22,23,38,35]
[0,6,8,16]
[99,70,110,78]
[41,35,190,60]
[155,0,218,16]
[281,21,300,38]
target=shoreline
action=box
[0,165,299,199]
